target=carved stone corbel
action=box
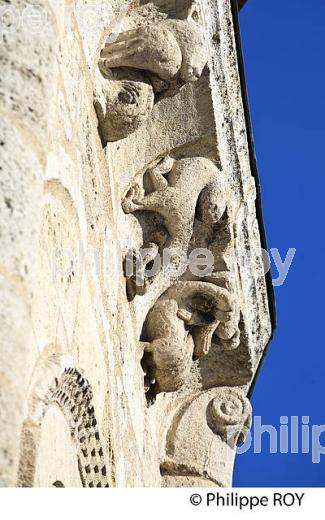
[161,387,252,487]
[95,1,209,142]
[141,281,240,394]
[122,155,228,299]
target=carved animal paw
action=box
[219,329,241,351]
[152,155,175,175]
[122,184,144,213]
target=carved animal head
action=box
[163,19,208,82]
[94,79,154,143]
[148,0,201,24]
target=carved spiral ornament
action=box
[208,388,252,444]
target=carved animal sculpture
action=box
[96,9,208,142]
[122,156,227,296]
[142,281,240,393]
[100,18,208,88]
[123,156,226,252]
[95,70,155,143]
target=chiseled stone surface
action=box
[0,0,272,488]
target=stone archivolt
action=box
[18,353,109,488]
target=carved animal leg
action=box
[122,184,145,213]
[192,323,219,358]
[100,38,144,67]
[122,186,165,214]
[100,26,182,81]
[147,156,175,191]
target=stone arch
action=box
[17,350,109,488]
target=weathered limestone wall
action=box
[1,0,118,487]
[0,0,273,488]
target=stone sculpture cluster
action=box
[94,0,253,487]
[4,0,270,490]
[121,152,241,395]
[97,0,248,462]
[142,281,240,393]
[95,4,208,142]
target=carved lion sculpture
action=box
[141,281,240,393]
[122,156,227,297]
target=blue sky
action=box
[233,0,325,486]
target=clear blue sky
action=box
[233,0,325,486]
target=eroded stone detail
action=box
[207,387,252,444]
[95,69,155,143]
[100,18,207,84]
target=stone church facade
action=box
[0,0,275,487]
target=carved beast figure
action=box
[100,19,208,85]
[96,3,208,142]
[123,156,227,297]
[141,281,240,393]
[94,71,155,143]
